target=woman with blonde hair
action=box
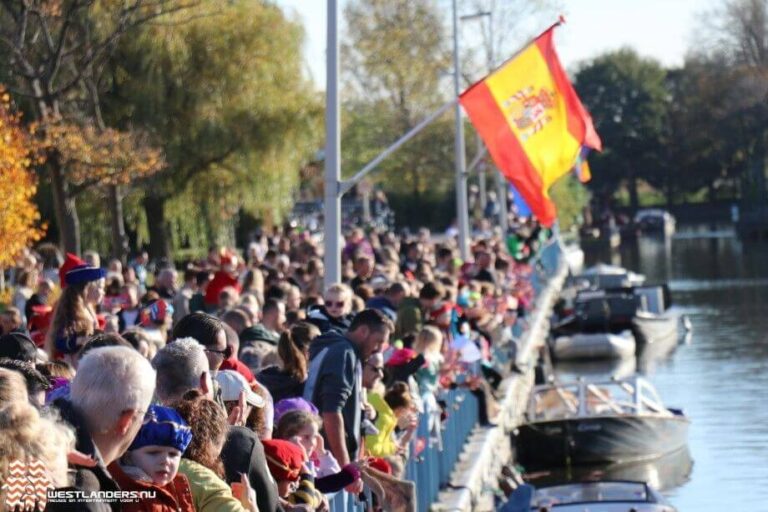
[306,283,354,334]
[0,368,75,502]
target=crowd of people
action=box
[0,221,552,512]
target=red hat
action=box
[262,439,305,482]
[59,253,86,288]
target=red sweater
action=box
[108,461,196,512]
[204,271,241,306]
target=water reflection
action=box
[525,446,694,493]
[578,227,768,511]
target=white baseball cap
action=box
[215,370,265,408]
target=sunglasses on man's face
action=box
[366,363,385,376]
[205,346,233,359]
[326,301,345,308]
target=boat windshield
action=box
[529,378,669,420]
[533,482,649,506]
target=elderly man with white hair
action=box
[50,346,155,512]
[152,336,214,403]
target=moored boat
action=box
[550,330,635,361]
[515,376,689,469]
[500,481,676,511]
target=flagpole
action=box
[323,0,342,288]
[452,0,471,261]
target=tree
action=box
[574,49,668,211]
[104,0,322,258]
[0,89,46,269]
[0,0,194,254]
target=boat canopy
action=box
[528,377,671,422]
[533,481,652,507]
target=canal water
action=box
[578,226,768,511]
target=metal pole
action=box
[324,0,342,288]
[452,0,470,260]
[477,135,487,213]
[488,11,509,234]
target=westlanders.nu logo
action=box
[47,490,157,504]
[3,458,50,511]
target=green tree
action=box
[104,0,322,258]
[574,49,668,211]
[341,0,458,227]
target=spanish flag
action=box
[459,21,601,226]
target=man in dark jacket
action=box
[49,346,156,511]
[304,310,393,469]
[366,282,407,322]
[239,298,284,372]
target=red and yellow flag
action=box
[459,23,601,226]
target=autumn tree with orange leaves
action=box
[0,89,46,269]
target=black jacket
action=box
[256,366,305,404]
[306,305,352,335]
[221,426,283,512]
[47,399,120,511]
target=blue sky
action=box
[276,0,720,87]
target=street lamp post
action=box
[324,0,342,288]
[452,0,470,261]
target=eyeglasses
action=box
[205,346,233,359]
[326,301,345,308]
[366,364,385,376]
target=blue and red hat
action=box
[61,253,106,287]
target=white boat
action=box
[551,330,635,361]
[579,264,646,289]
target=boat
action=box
[515,376,689,469]
[500,480,676,511]
[552,357,638,382]
[550,330,635,361]
[634,209,676,237]
[578,264,646,289]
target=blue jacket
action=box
[304,331,362,459]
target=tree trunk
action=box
[143,194,172,261]
[108,185,129,263]
[50,157,81,254]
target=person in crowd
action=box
[12,269,37,324]
[216,369,265,424]
[152,268,179,300]
[0,368,75,506]
[220,322,256,382]
[46,256,106,361]
[83,250,101,270]
[117,283,142,331]
[0,358,50,407]
[239,298,285,372]
[349,254,374,291]
[24,277,54,325]
[173,391,258,512]
[1,307,25,335]
[189,270,213,314]
[307,283,354,335]
[366,282,407,322]
[108,404,196,512]
[274,409,361,494]
[0,332,38,362]
[139,299,174,354]
[304,309,393,471]
[153,337,215,404]
[173,267,198,325]
[172,312,229,373]
[364,382,418,477]
[50,346,156,511]
[257,322,319,404]
[205,252,241,309]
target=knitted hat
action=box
[129,405,193,453]
[262,439,305,482]
[273,397,318,425]
[59,253,86,288]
